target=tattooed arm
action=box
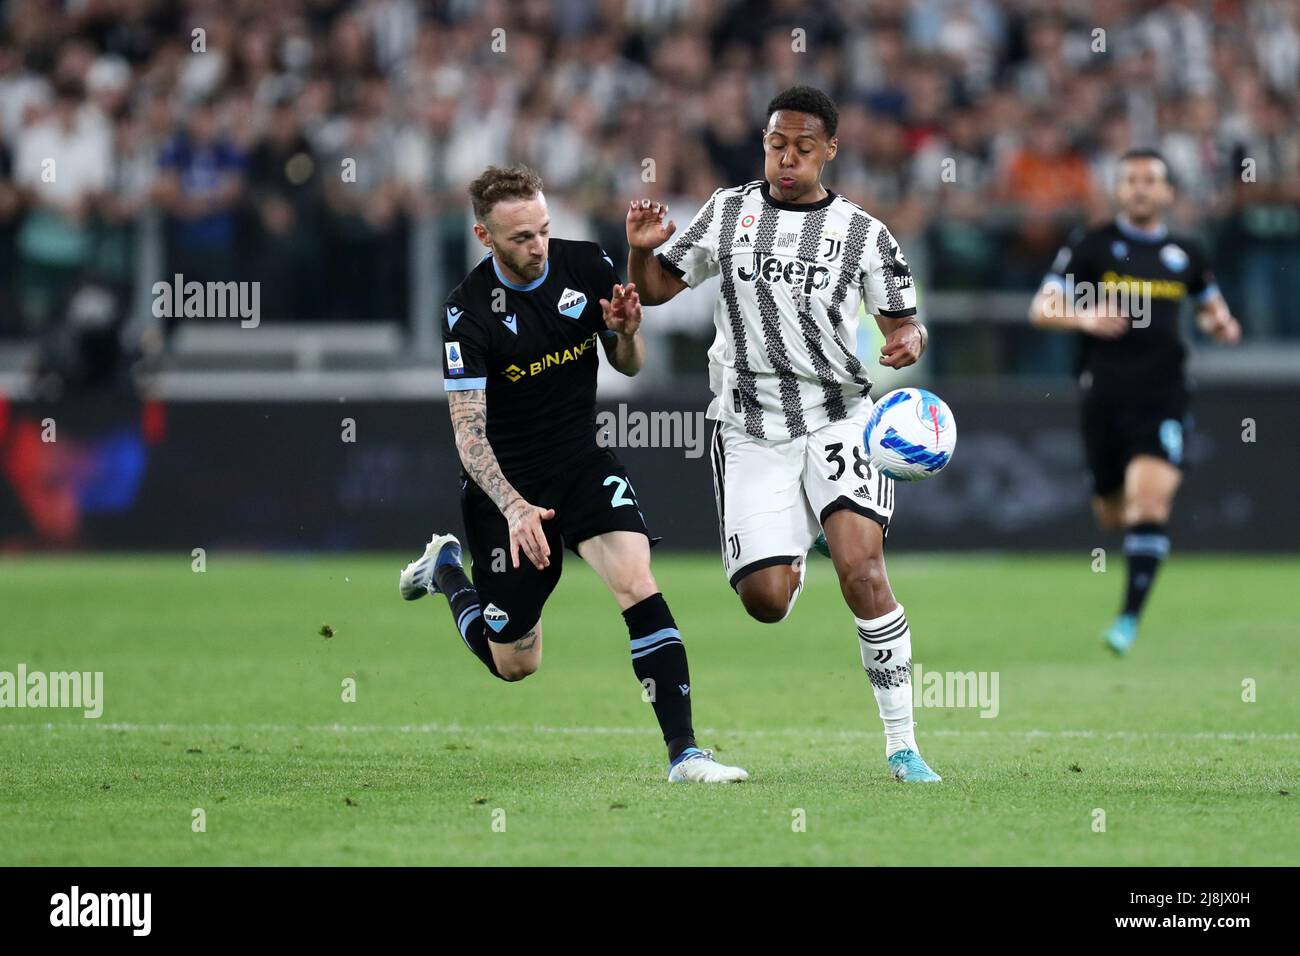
[447,389,554,570]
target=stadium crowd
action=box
[0,0,1296,342]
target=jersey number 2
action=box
[604,475,637,508]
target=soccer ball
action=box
[864,387,957,481]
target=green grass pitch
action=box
[1,553,1295,866]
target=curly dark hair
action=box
[766,86,838,139]
[468,164,545,222]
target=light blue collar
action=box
[1115,215,1167,243]
[493,257,549,291]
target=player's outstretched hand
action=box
[626,199,675,250]
[1198,301,1242,345]
[504,498,555,570]
[879,323,924,368]
[1212,316,1242,344]
[600,283,642,336]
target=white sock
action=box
[856,604,917,757]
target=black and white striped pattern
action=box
[875,470,894,513]
[710,422,727,570]
[866,658,913,690]
[750,201,807,437]
[663,195,716,269]
[716,193,765,437]
[825,212,873,391]
[876,226,907,313]
[858,607,912,689]
[666,182,917,442]
[858,610,910,646]
[793,206,847,422]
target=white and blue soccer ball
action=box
[864,387,957,481]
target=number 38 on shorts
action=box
[709,415,894,587]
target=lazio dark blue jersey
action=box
[1043,219,1217,395]
[441,237,621,486]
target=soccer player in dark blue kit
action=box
[400,165,747,782]
[1030,149,1241,655]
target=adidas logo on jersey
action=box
[736,251,831,294]
[853,484,870,499]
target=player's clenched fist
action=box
[879,322,925,369]
[626,199,676,250]
[600,283,641,337]
[1197,299,1242,345]
[503,497,554,570]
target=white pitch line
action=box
[0,722,1295,742]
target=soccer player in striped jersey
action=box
[627,86,941,783]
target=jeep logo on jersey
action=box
[484,603,510,633]
[736,252,831,293]
[557,288,587,318]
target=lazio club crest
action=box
[1160,243,1189,273]
[558,288,587,319]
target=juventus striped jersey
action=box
[657,180,917,442]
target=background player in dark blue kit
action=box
[1030,149,1241,655]
[400,165,747,783]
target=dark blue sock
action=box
[1122,522,1169,618]
[624,593,695,761]
[432,558,504,680]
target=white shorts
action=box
[710,413,895,588]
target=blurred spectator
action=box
[13,79,111,332]
[153,97,245,330]
[997,112,1094,282]
[0,0,1292,363]
[244,98,325,320]
[319,78,405,320]
[1223,88,1300,337]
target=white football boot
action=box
[667,748,749,783]
[399,533,462,601]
